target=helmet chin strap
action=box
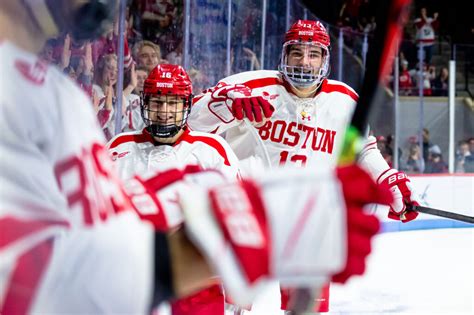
[22,0,59,38]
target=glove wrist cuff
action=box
[376,168,397,184]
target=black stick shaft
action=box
[408,205,474,224]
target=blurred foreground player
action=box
[0,1,392,314]
[188,19,420,312]
[108,63,240,315]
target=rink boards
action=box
[377,174,474,232]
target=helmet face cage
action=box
[280,40,330,89]
[141,93,192,139]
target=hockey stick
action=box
[287,0,412,313]
[407,205,474,224]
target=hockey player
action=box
[107,63,240,315]
[188,19,421,311]
[0,1,392,313]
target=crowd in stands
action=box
[392,6,448,96]
[37,0,263,141]
[38,0,183,141]
[36,0,472,174]
[375,128,474,174]
[336,1,448,96]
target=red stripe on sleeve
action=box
[175,130,231,166]
[321,82,359,102]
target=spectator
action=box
[464,137,474,173]
[411,63,436,96]
[339,0,362,29]
[133,40,162,72]
[134,65,149,95]
[39,38,57,64]
[91,18,133,69]
[232,44,261,74]
[122,63,144,133]
[55,34,94,97]
[455,140,472,173]
[165,40,183,65]
[425,145,448,173]
[399,59,414,95]
[138,0,177,41]
[414,7,439,64]
[93,54,118,139]
[469,137,474,155]
[431,66,449,96]
[377,136,394,167]
[405,143,424,173]
[422,128,438,162]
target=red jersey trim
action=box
[363,141,377,149]
[175,129,231,166]
[1,239,53,314]
[108,129,154,149]
[243,77,283,90]
[377,168,393,184]
[0,217,68,249]
[193,94,205,104]
[321,81,359,102]
[0,217,67,314]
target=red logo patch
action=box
[15,59,48,85]
[262,91,279,100]
[111,151,130,161]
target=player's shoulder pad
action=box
[107,129,152,150]
[322,79,359,102]
[179,130,233,166]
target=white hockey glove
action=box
[124,165,226,231]
[179,165,392,306]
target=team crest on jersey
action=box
[301,110,311,121]
[298,100,314,121]
[15,59,48,85]
[111,151,130,161]
[262,91,279,100]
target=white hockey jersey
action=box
[107,128,240,181]
[188,70,389,179]
[0,41,154,313]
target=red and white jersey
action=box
[106,128,240,181]
[188,70,389,179]
[414,17,439,46]
[0,41,154,313]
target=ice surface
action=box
[244,228,474,315]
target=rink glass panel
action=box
[42,0,472,174]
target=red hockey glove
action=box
[332,165,392,283]
[123,165,226,231]
[378,169,420,223]
[208,83,274,123]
